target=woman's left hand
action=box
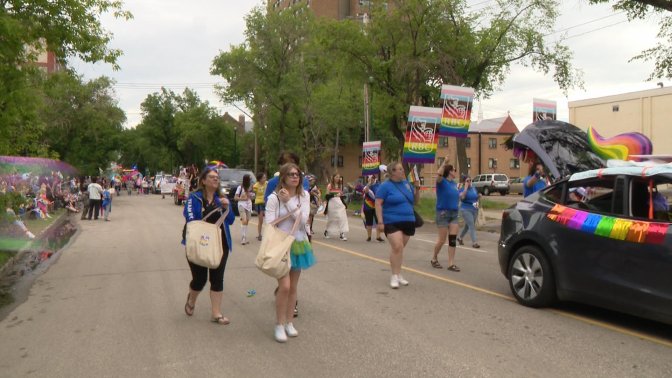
[220,197,230,207]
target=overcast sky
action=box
[72,0,665,133]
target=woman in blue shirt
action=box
[431,159,461,272]
[457,177,481,248]
[375,162,419,289]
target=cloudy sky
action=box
[72,0,665,132]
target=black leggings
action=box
[188,249,230,292]
[364,208,378,227]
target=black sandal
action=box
[447,265,461,272]
[376,237,385,242]
[430,259,443,269]
[184,294,195,316]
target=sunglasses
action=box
[287,172,301,178]
[206,175,219,179]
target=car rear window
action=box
[218,170,255,182]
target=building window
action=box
[612,104,619,112]
[465,137,471,148]
[437,157,445,167]
[488,158,497,169]
[510,158,520,169]
[331,155,344,168]
[438,137,448,147]
[488,138,497,149]
[467,158,471,168]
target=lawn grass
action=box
[24,208,65,235]
[479,199,512,210]
[0,251,12,267]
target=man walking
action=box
[87,178,104,220]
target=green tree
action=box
[0,0,131,156]
[589,0,672,79]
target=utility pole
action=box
[364,83,370,142]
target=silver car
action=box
[473,173,510,196]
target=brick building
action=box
[268,0,387,21]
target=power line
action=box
[562,19,629,41]
[544,11,625,36]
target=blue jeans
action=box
[459,208,478,243]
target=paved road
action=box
[1,194,671,377]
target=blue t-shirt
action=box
[459,187,479,210]
[264,175,311,203]
[376,180,415,224]
[523,175,547,197]
[436,178,459,211]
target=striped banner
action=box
[403,106,440,164]
[362,141,382,176]
[533,98,556,121]
[440,85,474,138]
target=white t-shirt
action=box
[235,186,253,212]
[265,192,310,241]
[87,183,103,200]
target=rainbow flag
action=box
[403,106,441,165]
[407,165,420,184]
[533,98,556,121]
[439,85,474,138]
[362,141,382,176]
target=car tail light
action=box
[502,210,509,220]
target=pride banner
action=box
[403,106,440,165]
[533,98,556,121]
[440,85,474,138]
[362,141,381,176]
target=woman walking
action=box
[265,163,315,342]
[375,162,419,288]
[252,173,267,241]
[234,174,254,245]
[457,177,480,248]
[182,168,236,325]
[363,175,384,242]
[324,173,349,241]
[307,175,321,238]
[431,159,461,272]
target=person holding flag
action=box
[431,157,461,272]
[362,175,384,242]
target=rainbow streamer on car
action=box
[361,141,381,176]
[402,106,440,165]
[532,98,556,121]
[546,204,669,244]
[587,127,653,161]
[439,85,474,138]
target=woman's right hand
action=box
[377,223,384,234]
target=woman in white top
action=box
[324,173,349,241]
[265,163,315,343]
[234,174,254,245]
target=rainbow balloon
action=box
[587,127,652,161]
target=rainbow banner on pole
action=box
[362,141,382,176]
[440,85,474,138]
[533,98,556,121]
[403,106,441,165]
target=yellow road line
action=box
[311,240,672,349]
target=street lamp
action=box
[368,76,374,141]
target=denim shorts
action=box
[436,209,459,227]
[255,203,265,214]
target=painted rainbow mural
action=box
[546,204,669,245]
[587,127,652,161]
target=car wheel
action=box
[500,191,508,196]
[483,187,490,196]
[508,246,556,308]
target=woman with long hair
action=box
[375,162,420,288]
[431,159,461,271]
[252,172,268,241]
[182,168,235,325]
[457,176,481,248]
[324,173,349,241]
[265,163,315,342]
[234,174,254,245]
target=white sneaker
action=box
[241,238,248,245]
[274,325,287,343]
[285,323,298,337]
[390,275,399,289]
[339,233,347,241]
[26,231,35,239]
[397,275,409,286]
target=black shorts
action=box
[384,222,416,236]
[363,208,378,226]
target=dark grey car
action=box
[217,168,255,216]
[498,164,672,324]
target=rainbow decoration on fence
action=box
[403,106,441,165]
[362,141,381,176]
[439,85,474,138]
[546,204,669,245]
[587,127,653,161]
[533,98,556,121]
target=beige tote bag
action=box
[255,205,301,279]
[186,207,228,269]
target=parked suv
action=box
[217,168,256,216]
[498,163,672,324]
[472,173,509,196]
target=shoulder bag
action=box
[255,196,302,279]
[185,206,229,269]
[391,182,424,228]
